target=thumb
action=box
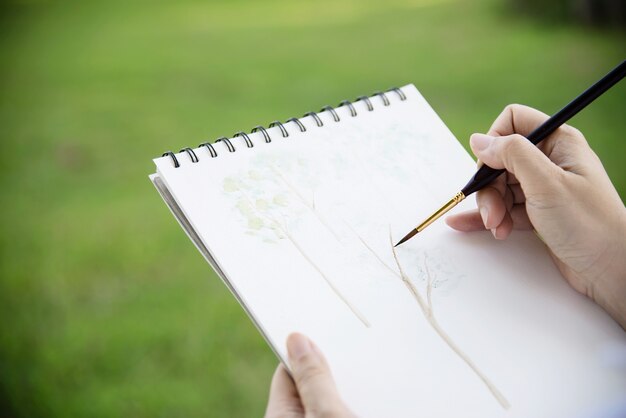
[287,333,350,416]
[469,133,562,195]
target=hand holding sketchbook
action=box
[150,85,626,417]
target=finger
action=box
[470,133,563,199]
[445,210,486,232]
[486,104,595,176]
[287,333,349,417]
[508,183,525,204]
[503,185,515,211]
[475,158,508,194]
[506,171,519,185]
[476,186,507,230]
[493,210,514,240]
[264,365,303,418]
[487,104,551,138]
[510,204,533,230]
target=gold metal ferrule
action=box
[415,191,465,233]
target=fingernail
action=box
[287,333,312,361]
[470,134,493,152]
[491,228,497,238]
[480,207,489,227]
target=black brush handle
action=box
[461,59,626,197]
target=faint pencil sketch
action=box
[222,172,370,327]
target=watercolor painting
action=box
[335,212,510,409]
[222,162,370,328]
[220,121,509,409]
[388,234,510,409]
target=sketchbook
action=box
[150,85,625,417]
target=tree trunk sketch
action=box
[388,232,510,409]
[344,221,509,409]
[284,229,370,327]
[270,166,342,241]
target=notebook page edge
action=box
[149,172,289,367]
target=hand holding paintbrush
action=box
[446,103,626,328]
[396,60,625,246]
[392,60,626,327]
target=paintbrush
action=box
[395,59,626,247]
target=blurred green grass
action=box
[0,0,624,416]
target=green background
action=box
[0,0,624,416]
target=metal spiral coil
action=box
[338,100,357,117]
[320,105,340,122]
[180,147,199,163]
[198,142,218,158]
[161,86,406,167]
[303,111,323,127]
[251,125,272,143]
[234,131,254,148]
[373,91,390,106]
[215,137,235,152]
[268,120,289,137]
[355,95,374,111]
[286,117,307,132]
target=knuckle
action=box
[561,124,590,148]
[500,134,524,155]
[498,135,531,172]
[503,103,528,117]
[509,133,528,144]
[504,103,521,113]
[563,124,583,138]
[504,134,528,154]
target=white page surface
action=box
[153,85,626,417]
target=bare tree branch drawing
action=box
[388,231,510,409]
[342,220,400,280]
[270,166,342,241]
[340,218,509,408]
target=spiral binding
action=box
[161,86,407,167]
[234,131,254,148]
[356,95,374,111]
[338,100,357,117]
[303,111,323,127]
[320,105,340,122]
[286,117,307,132]
[198,142,218,158]
[251,125,271,143]
[268,121,288,137]
[180,147,199,163]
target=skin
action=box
[265,104,626,416]
[264,333,355,418]
[446,104,626,328]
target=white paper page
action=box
[153,85,626,418]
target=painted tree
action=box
[389,237,510,409]
[222,168,370,327]
[344,223,509,409]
